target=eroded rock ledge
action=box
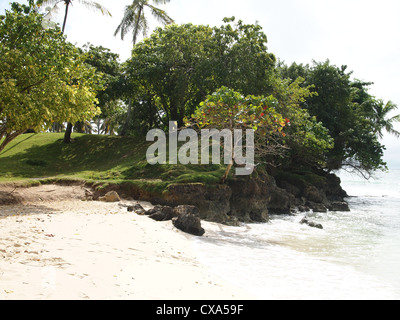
[100,171,349,226]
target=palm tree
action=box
[39,0,111,34]
[115,0,174,136]
[370,100,400,139]
[114,0,174,45]
[38,0,111,143]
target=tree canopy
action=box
[278,60,397,177]
[125,18,278,128]
[0,5,102,152]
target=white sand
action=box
[0,185,255,300]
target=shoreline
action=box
[0,185,255,300]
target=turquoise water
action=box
[194,169,400,300]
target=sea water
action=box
[193,169,400,300]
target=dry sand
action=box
[0,184,255,300]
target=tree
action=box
[365,99,400,139]
[272,76,334,170]
[115,0,174,136]
[211,17,277,96]
[0,7,102,153]
[82,44,124,135]
[114,0,174,44]
[126,18,278,130]
[126,23,214,129]
[37,0,111,143]
[188,87,289,183]
[279,60,389,177]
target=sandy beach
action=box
[0,184,255,300]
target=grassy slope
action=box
[0,133,227,193]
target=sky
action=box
[1,0,399,167]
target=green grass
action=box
[0,133,228,194]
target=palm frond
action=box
[115,3,143,41]
[77,0,112,16]
[138,11,149,39]
[114,5,136,39]
[39,0,111,16]
[150,0,172,5]
[115,0,174,43]
[147,4,174,25]
[132,12,148,44]
[38,0,63,15]
[42,2,61,20]
[38,0,63,6]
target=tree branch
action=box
[20,76,47,93]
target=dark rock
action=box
[229,197,269,223]
[127,203,146,215]
[172,205,205,236]
[298,205,311,213]
[300,217,323,229]
[138,171,349,225]
[328,201,350,212]
[147,205,177,221]
[165,183,235,225]
[172,210,205,236]
[278,181,302,198]
[325,174,348,201]
[303,186,325,203]
[306,201,328,213]
[267,187,296,215]
[145,205,163,216]
[228,176,273,222]
[173,205,200,217]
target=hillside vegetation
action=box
[0,133,227,193]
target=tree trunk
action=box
[61,2,71,143]
[0,130,24,153]
[62,2,70,34]
[63,122,73,144]
[132,6,143,44]
[220,163,233,184]
[119,6,143,136]
[120,98,132,136]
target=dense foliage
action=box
[188,86,288,182]
[125,18,277,129]
[0,5,102,152]
[278,61,395,177]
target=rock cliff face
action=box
[92,171,350,225]
[274,171,349,214]
[162,183,234,224]
[157,172,349,225]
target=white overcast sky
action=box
[1,0,399,166]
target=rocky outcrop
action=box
[127,203,205,236]
[93,170,349,225]
[127,203,147,215]
[300,217,324,229]
[328,201,351,212]
[163,183,235,225]
[275,171,350,214]
[172,205,205,237]
[160,174,297,225]
[126,171,350,225]
[228,177,269,223]
[146,205,177,222]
